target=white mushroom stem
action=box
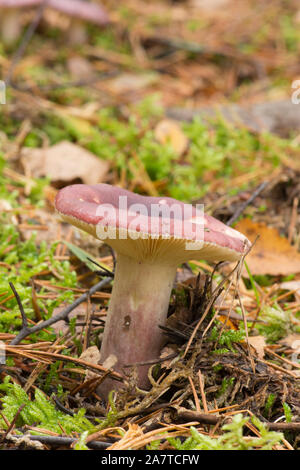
[1,9,22,45]
[99,253,177,395]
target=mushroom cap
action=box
[55,184,251,264]
[47,0,109,25]
[0,0,42,7]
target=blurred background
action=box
[0,0,299,223]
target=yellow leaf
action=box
[234,219,300,276]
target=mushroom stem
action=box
[1,9,22,45]
[99,253,177,395]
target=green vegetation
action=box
[209,324,245,353]
[0,223,76,338]
[0,377,287,449]
[257,305,294,343]
[1,95,296,203]
[0,376,93,434]
[168,414,283,450]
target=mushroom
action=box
[47,0,109,45]
[0,0,41,45]
[55,184,251,397]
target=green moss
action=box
[0,377,93,435]
[209,324,245,353]
[168,413,283,450]
[257,305,294,343]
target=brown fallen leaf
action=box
[233,219,300,276]
[154,119,188,156]
[21,141,109,185]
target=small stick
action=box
[10,277,111,345]
[188,376,201,413]
[198,370,208,414]
[0,432,110,450]
[176,408,300,432]
[265,347,300,370]
[87,257,114,277]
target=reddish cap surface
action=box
[55,184,251,263]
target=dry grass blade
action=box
[107,423,197,450]
[4,346,124,381]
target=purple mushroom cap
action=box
[0,0,42,7]
[0,0,109,24]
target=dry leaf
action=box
[154,119,188,155]
[21,141,109,185]
[278,333,300,348]
[51,305,86,336]
[248,335,266,359]
[234,219,300,276]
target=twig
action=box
[0,432,111,450]
[6,346,123,381]
[52,396,74,417]
[198,370,208,414]
[188,376,201,412]
[87,257,114,278]
[9,282,28,330]
[10,277,111,345]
